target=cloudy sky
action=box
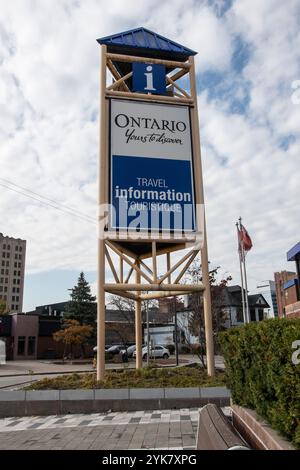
[0,0,299,311]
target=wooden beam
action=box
[125,265,134,284]
[167,252,171,284]
[106,240,153,284]
[107,52,190,70]
[168,68,189,83]
[105,283,204,292]
[120,258,123,283]
[107,71,133,91]
[166,75,191,98]
[105,89,193,105]
[158,249,196,284]
[174,250,198,284]
[152,241,157,282]
[140,291,190,301]
[105,289,139,301]
[105,246,120,283]
[106,59,129,92]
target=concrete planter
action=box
[0,387,231,418]
[231,404,296,450]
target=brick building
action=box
[274,271,297,318]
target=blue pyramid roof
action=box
[97,27,197,61]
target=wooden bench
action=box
[196,404,250,450]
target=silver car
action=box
[133,345,170,360]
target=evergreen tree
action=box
[65,272,96,330]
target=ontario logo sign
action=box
[109,99,196,232]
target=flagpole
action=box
[236,222,247,324]
[239,217,250,323]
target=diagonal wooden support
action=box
[107,71,133,91]
[166,75,191,98]
[105,246,120,283]
[158,249,197,285]
[105,289,140,301]
[106,59,130,92]
[174,250,198,284]
[106,240,153,284]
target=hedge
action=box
[219,318,300,448]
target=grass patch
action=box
[25,365,226,390]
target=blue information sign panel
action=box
[110,99,196,232]
[132,62,166,95]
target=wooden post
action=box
[135,261,143,368]
[97,44,108,381]
[189,56,215,377]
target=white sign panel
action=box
[110,99,196,232]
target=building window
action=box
[12,296,15,301]
[5,269,8,275]
[7,245,10,250]
[17,336,26,355]
[16,288,19,293]
[16,296,19,302]
[12,287,15,293]
[15,254,18,260]
[4,287,7,293]
[11,304,14,310]
[6,261,9,267]
[18,271,21,276]
[1,261,4,266]
[14,270,16,276]
[3,244,6,250]
[0,286,2,292]
[18,255,22,260]
[14,262,17,268]
[15,304,19,311]
[6,253,10,259]
[27,337,36,355]
[0,269,3,275]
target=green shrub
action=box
[219,319,300,448]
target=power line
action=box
[0,182,97,225]
[0,176,96,222]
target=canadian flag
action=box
[238,224,253,253]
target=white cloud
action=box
[0,0,299,309]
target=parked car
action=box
[93,345,112,352]
[106,345,123,355]
[120,344,136,358]
[133,345,170,360]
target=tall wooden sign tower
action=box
[96,28,215,379]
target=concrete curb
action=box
[0,387,231,417]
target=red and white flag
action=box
[238,224,252,259]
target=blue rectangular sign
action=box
[132,62,166,95]
[110,99,196,232]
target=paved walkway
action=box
[0,407,231,450]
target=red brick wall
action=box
[274,271,297,318]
